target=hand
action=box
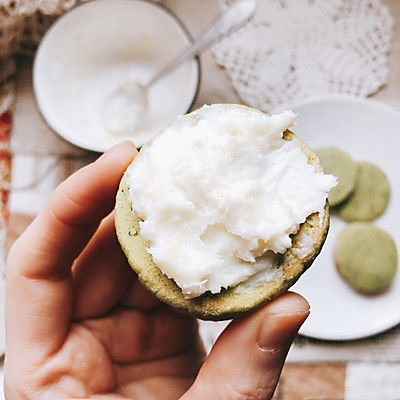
[5,141,309,400]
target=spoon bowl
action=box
[103,82,148,135]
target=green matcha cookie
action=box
[314,147,357,206]
[115,105,330,321]
[336,162,390,222]
[334,223,398,294]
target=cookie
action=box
[115,105,330,320]
[334,223,397,294]
[314,147,357,206]
[336,162,390,221]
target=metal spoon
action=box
[103,0,257,136]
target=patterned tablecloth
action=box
[0,74,13,399]
[0,83,12,254]
[0,82,12,268]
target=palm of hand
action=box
[7,213,204,399]
[37,299,203,399]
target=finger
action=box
[6,141,137,357]
[72,212,135,321]
[119,277,161,311]
[9,141,137,279]
[181,292,309,400]
[72,211,160,320]
[83,305,199,364]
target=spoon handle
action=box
[147,0,257,87]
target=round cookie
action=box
[336,162,390,222]
[314,147,357,206]
[115,105,330,321]
[334,223,398,294]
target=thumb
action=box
[181,292,309,400]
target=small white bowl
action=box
[33,0,200,152]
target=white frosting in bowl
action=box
[33,0,199,152]
[128,105,336,298]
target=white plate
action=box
[285,95,400,341]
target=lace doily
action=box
[213,0,394,111]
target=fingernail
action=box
[96,140,137,164]
[257,293,310,350]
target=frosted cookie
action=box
[334,223,397,294]
[336,162,390,222]
[314,147,357,206]
[115,104,336,320]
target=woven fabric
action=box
[213,0,394,112]
[0,0,80,57]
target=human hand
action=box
[5,141,309,400]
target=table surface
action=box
[6,1,400,399]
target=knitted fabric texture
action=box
[0,0,80,57]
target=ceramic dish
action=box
[277,95,400,340]
[33,0,200,152]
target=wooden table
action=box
[6,1,400,399]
